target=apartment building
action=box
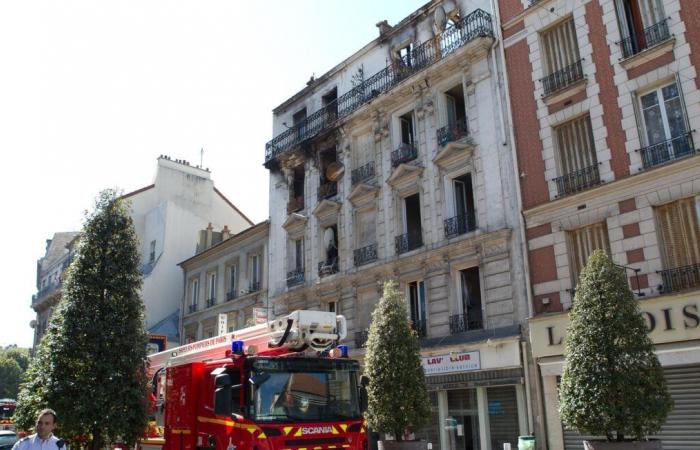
[31,232,80,347]
[264,1,531,448]
[179,221,269,343]
[498,0,700,448]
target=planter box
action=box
[378,441,429,450]
[583,441,662,450]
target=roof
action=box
[121,184,155,199]
[214,187,254,226]
[148,309,180,342]
[178,220,270,267]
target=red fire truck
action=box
[0,399,16,431]
[141,310,367,450]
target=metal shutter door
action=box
[562,365,700,450]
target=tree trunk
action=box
[91,427,101,450]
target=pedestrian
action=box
[12,409,65,450]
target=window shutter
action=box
[541,18,580,75]
[567,222,611,286]
[656,198,700,268]
[556,115,597,175]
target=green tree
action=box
[559,250,672,441]
[1,347,30,372]
[0,356,22,398]
[15,190,149,449]
[364,280,430,441]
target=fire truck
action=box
[0,399,16,431]
[141,310,367,450]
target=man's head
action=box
[35,409,56,440]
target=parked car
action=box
[0,430,17,450]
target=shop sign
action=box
[422,350,481,375]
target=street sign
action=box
[218,313,227,336]
[254,307,267,324]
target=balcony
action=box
[619,19,670,59]
[395,232,423,255]
[540,59,584,96]
[391,143,418,167]
[355,329,369,348]
[286,269,305,288]
[638,132,695,170]
[248,281,261,293]
[351,161,375,185]
[317,181,338,201]
[553,163,601,197]
[188,303,198,314]
[354,243,378,267]
[287,195,304,214]
[264,9,494,164]
[449,310,484,334]
[33,282,61,304]
[444,211,476,239]
[226,291,237,302]
[410,318,427,338]
[659,264,700,294]
[318,259,339,278]
[206,297,216,308]
[437,117,469,147]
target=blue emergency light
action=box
[231,340,245,355]
[337,345,349,358]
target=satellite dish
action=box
[323,228,336,251]
[434,6,447,33]
[325,162,344,181]
[29,320,37,329]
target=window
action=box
[189,278,199,312]
[287,239,305,287]
[207,272,217,304]
[397,194,423,254]
[655,198,700,292]
[408,281,427,337]
[250,254,262,290]
[327,301,337,313]
[400,111,415,146]
[319,226,339,277]
[227,265,237,300]
[540,18,583,95]
[354,210,378,266]
[438,84,468,146]
[399,43,414,67]
[567,222,611,287]
[450,267,483,333]
[318,148,338,200]
[615,0,668,57]
[392,111,418,167]
[149,240,156,263]
[445,174,476,238]
[322,88,338,123]
[638,81,693,168]
[288,167,305,213]
[554,115,599,196]
[293,107,307,140]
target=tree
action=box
[15,190,149,449]
[0,356,22,398]
[1,347,30,372]
[559,250,672,442]
[363,280,430,441]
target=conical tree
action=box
[559,250,672,442]
[364,280,430,441]
[15,190,149,449]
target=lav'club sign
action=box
[422,350,481,375]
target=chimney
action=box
[205,223,214,249]
[222,225,231,240]
[376,20,392,36]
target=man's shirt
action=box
[12,434,62,450]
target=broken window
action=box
[293,107,307,140]
[322,87,338,123]
[458,267,483,331]
[319,225,339,277]
[318,147,339,200]
[288,166,305,213]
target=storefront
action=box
[415,336,529,450]
[530,291,700,450]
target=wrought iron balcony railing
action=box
[444,211,477,239]
[351,161,375,185]
[34,282,62,303]
[264,9,494,164]
[391,143,418,167]
[287,195,304,214]
[638,132,695,170]
[286,269,305,288]
[188,303,198,314]
[553,162,601,197]
[659,264,700,294]
[354,243,378,267]
[317,181,338,201]
[411,318,427,338]
[437,117,469,147]
[355,329,370,348]
[540,59,584,96]
[248,281,261,293]
[226,290,237,301]
[395,232,423,255]
[449,310,484,334]
[619,19,670,59]
[206,297,216,308]
[318,259,339,277]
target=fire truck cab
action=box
[0,399,16,431]
[143,310,367,450]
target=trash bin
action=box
[518,435,535,450]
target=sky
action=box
[0,0,428,348]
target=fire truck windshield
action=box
[248,358,361,423]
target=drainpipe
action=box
[489,0,538,441]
